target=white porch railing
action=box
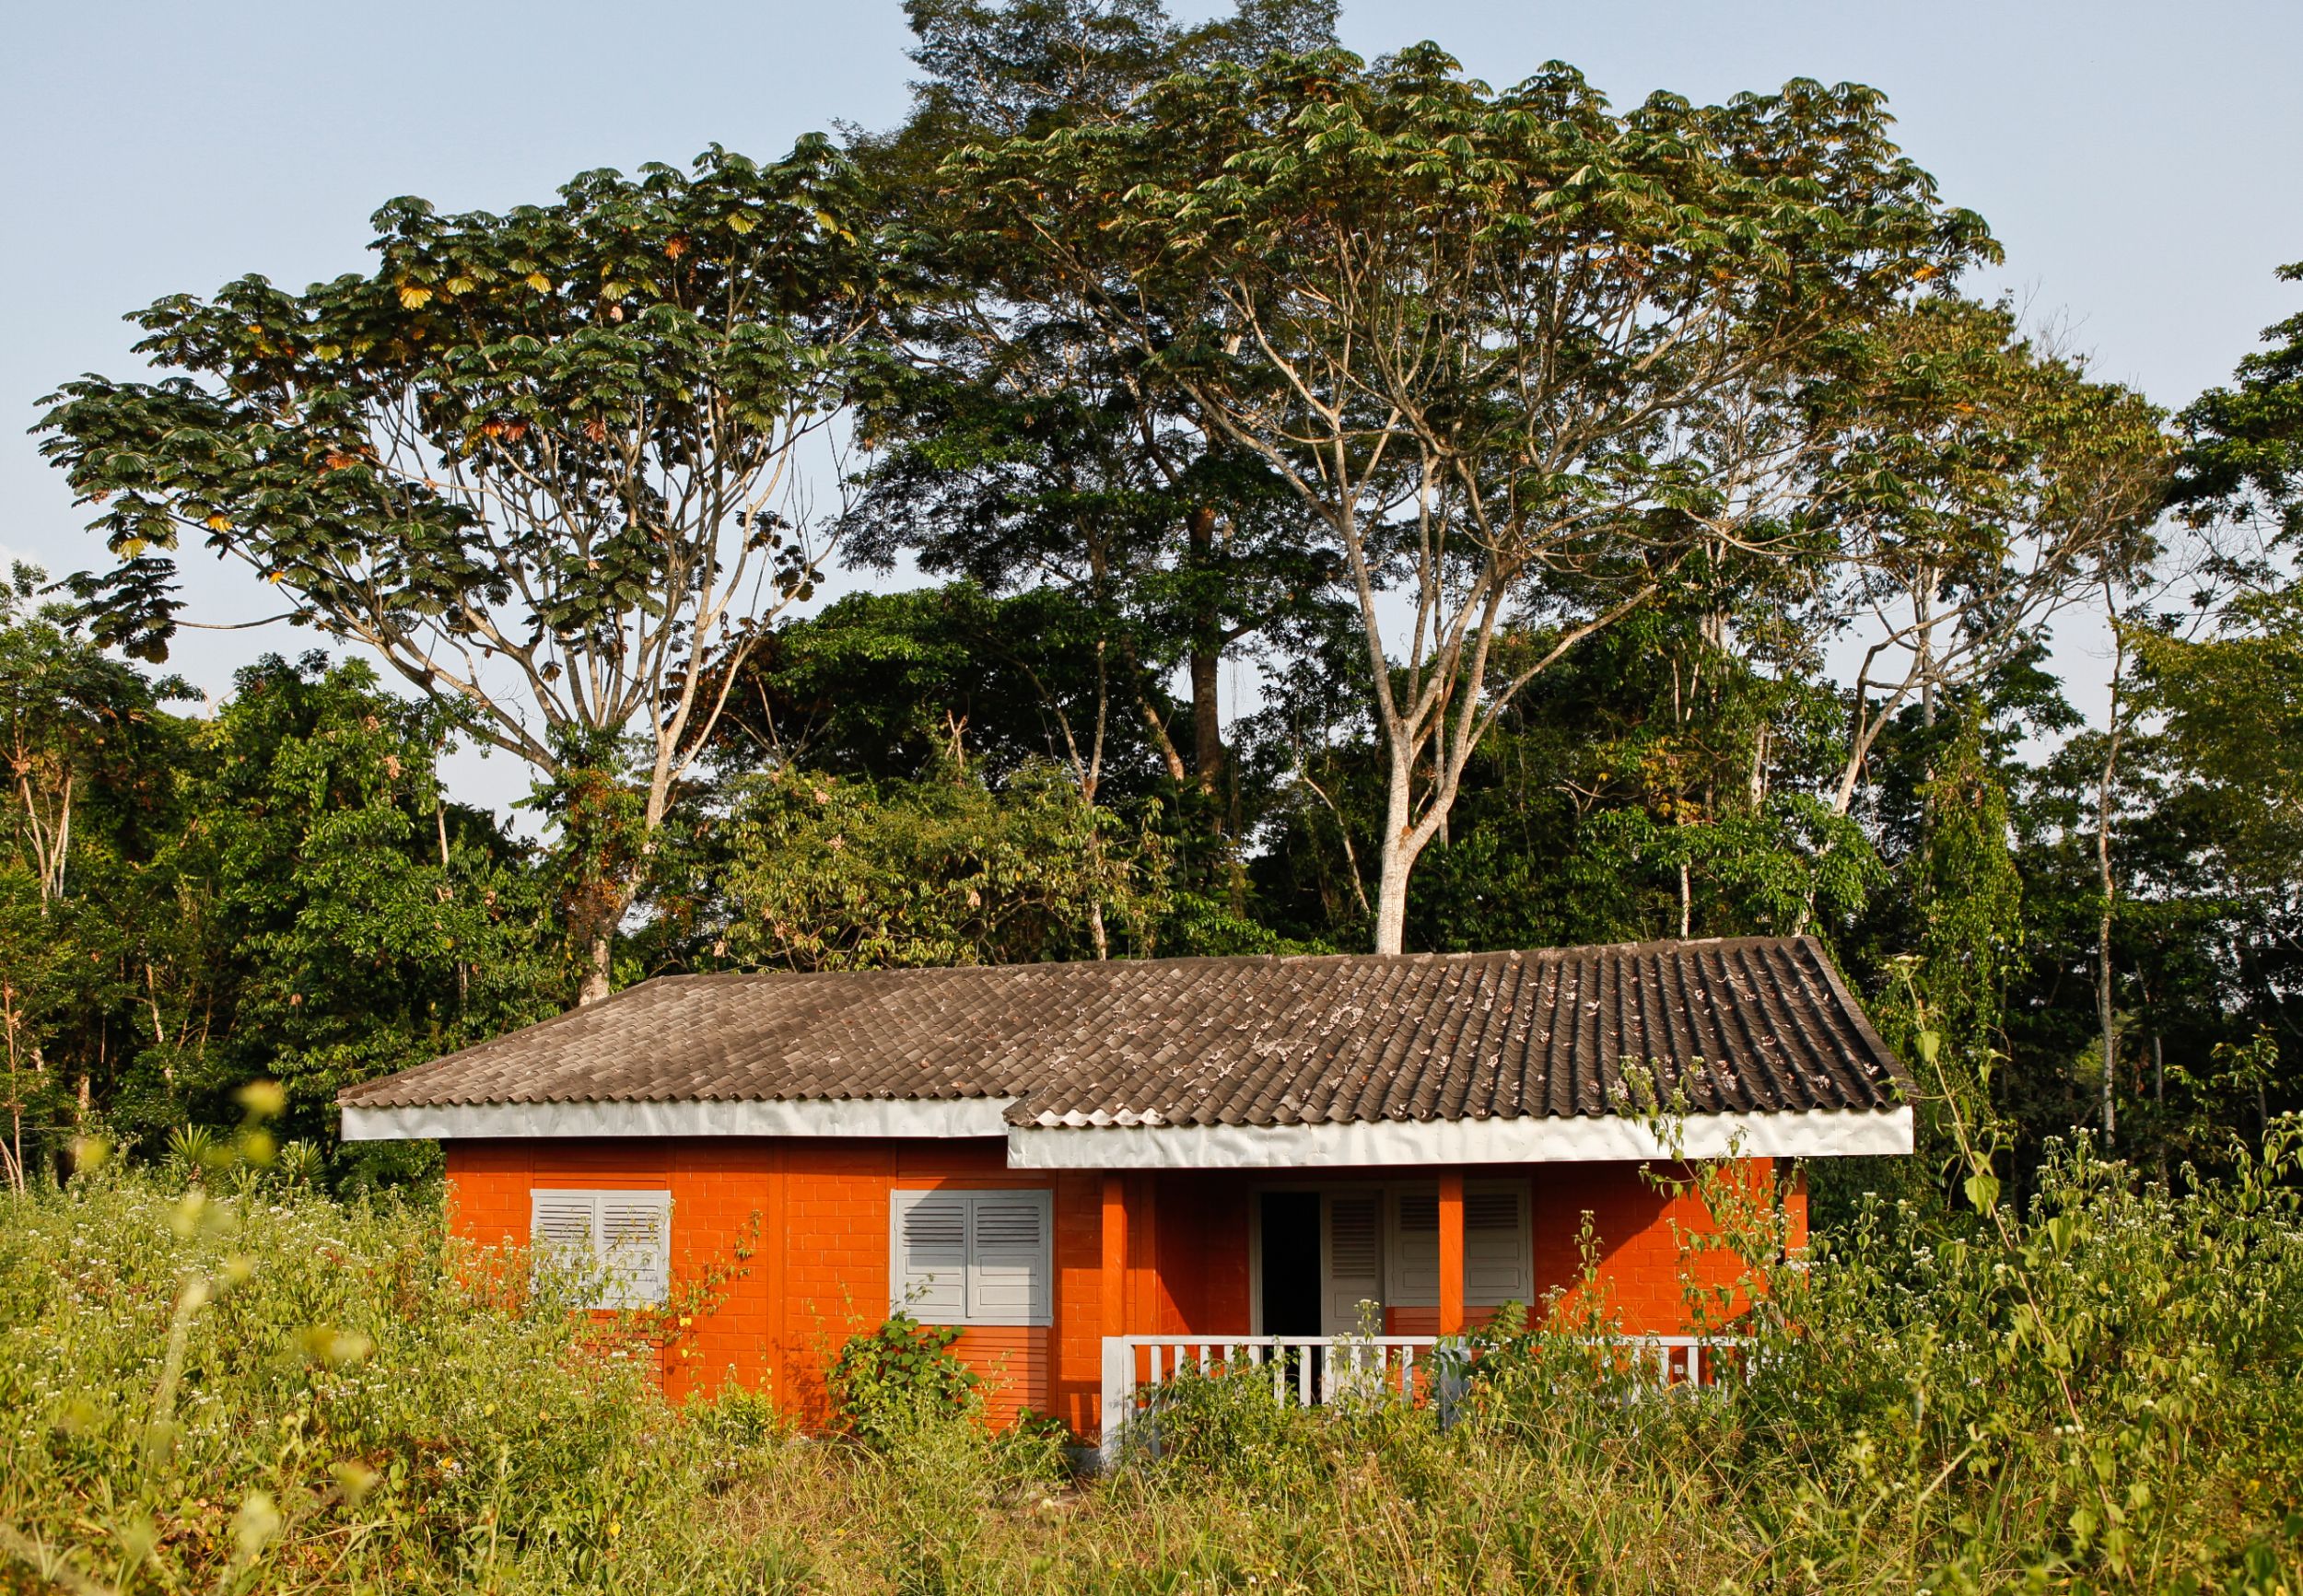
[1098,1333,1740,1463]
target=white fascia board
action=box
[1003,1106,1912,1169]
[338,1097,1014,1143]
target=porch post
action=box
[1099,1174,1128,1465]
[1101,1173,1128,1339]
[1438,1171,1465,1337]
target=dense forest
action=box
[7,0,2303,1214]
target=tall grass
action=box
[3,1128,2299,1593]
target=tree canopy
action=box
[17,0,2298,1203]
[41,141,892,1000]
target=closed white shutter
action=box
[1324,1193,1384,1333]
[1466,1184,1530,1304]
[532,1189,670,1309]
[532,1192,596,1271]
[966,1191,1052,1326]
[599,1192,672,1307]
[1391,1190,1440,1305]
[890,1190,969,1321]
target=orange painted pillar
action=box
[1438,1171,1465,1337]
[1098,1174,1130,1453]
[1786,1161,1809,1256]
[1128,1175,1159,1331]
[1101,1174,1128,1339]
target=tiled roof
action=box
[339,937,1908,1126]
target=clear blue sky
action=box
[5,0,2297,759]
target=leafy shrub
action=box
[6,1131,2301,1593]
[825,1312,982,1450]
[0,1166,787,1593]
[1736,1127,2303,1588]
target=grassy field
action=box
[3,1132,2299,1595]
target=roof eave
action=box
[1002,1106,1914,1169]
[339,1096,1015,1142]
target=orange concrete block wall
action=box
[444,1139,1804,1439]
[1531,1157,1801,1334]
[445,1137,1104,1430]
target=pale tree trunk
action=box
[1372,845,1418,957]
[1022,631,1116,961]
[580,929,616,1007]
[2095,610,2127,1146]
[1361,586,1656,955]
[571,748,684,1007]
[1917,565,1939,729]
[1371,732,1440,956]
[1137,693,1187,783]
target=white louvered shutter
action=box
[1465,1185,1530,1304]
[1324,1193,1385,1333]
[532,1190,669,1309]
[599,1192,672,1307]
[532,1191,595,1259]
[966,1191,1052,1326]
[1391,1190,1440,1305]
[891,1191,969,1321]
[532,1190,601,1300]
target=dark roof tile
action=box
[337,937,1910,1124]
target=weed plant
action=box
[3,1124,2300,1592]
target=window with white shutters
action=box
[894,1190,969,1321]
[1392,1192,1441,1302]
[529,1188,671,1309]
[888,1189,1051,1327]
[1324,1193,1385,1333]
[1464,1186,1530,1303]
[1385,1182,1530,1307]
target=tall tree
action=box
[169,655,556,1166]
[0,564,189,1178]
[2172,258,2303,542]
[964,46,1994,951]
[851,0,1346,900]
[2143,262,2303,894]
[1810,297,2170,821]
[41,143,888,1001]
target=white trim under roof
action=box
[338,1096,1015,1143]
[339,1096,1911,1164]
[1002,1106,1912,1169]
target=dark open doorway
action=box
[1258,1191,1322,1335]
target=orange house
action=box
[338,936,1911,1447]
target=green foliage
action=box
[1121,1133,2303,1593]
[1905,726,2028,1039]
[2175,259,2303,538]
[6,0,2299,1287]
[180,657,560,1152]
[6,1128,2303,1592]
[717,762,1165,970]
[40,144,879,677]
[26,0,2282,1185]
[0,624,558,1183]
[38,141,900,995]
[1743,1125,2303,1588]
[950,33,2008,949]
[0,1169,791,1593]
[825,1312,982,1450]
[2139,586,2303,878]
